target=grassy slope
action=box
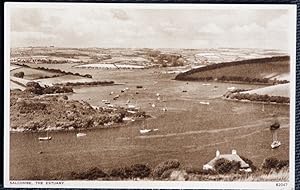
[176,56,289,81]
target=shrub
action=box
[214,158,241,174]
[261,157,289,173]
[239,156,257,172]
[26,81,42,88]
[152,159,180,178]
[71,167,108,180]
[185,166,217,175]
[84,74,93,78]
[109,164,150,179]
[13,71,24,78]
[130,164,151,178]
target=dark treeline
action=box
[55,81,115,87]
[178,75,289,85]
[36,66,93,78]
[40,156,288,180]
[224,91,289,104]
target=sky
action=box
[9,4,294,51]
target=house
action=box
[203,150,252,172]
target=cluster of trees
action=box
[13,71,24,78]
[261,157,289,173]
[71,164,151,180]
[25,82,73,95]
[70,159,180,180]
[151,159,181,179]
[36,155,289,180]
[37,59,69,64]
[146,50,186,67]
[214,158,241,174]
[176,74,289,85]
[230,93,289,104]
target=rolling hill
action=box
[175,56,290,84]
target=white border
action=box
[3,3,297,189]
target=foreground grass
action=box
[185,168,289,181]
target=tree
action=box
[13,71,24,78]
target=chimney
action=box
[232,150,237,155]
[216,150,220,157]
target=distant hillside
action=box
[175,56,290,84]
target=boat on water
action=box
[38,131,52,141]
[199,101,210,105]
[139,128,159,134]
[139,120,159,134]
[270,120,281,149]
[140,129,152,134]
[76,133,87,138]
[202,83,211,86]
[271,140,281,149]
[38,136,52,141]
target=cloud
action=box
[198,23,224,34]
[8,6,293,50]
[111,9,129,21]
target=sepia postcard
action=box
[4,2,297,189]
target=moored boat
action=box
[76,133,87,138]
[271,140,281,149]
[38,131,52,141]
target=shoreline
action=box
[221,96,290,106]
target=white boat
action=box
[139,129,152,134]
[153,128,159,132]
[200,101,210,105]
[38,136,52,141]
[38,131,52,141]
[152,104,156,108]
[202,83,211,86]
[271,141,281,149]
[76,133,87,138]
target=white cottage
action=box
[203,150,252,173]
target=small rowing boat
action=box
[76,133,87,138]
[271,140,281,149]
[38,131,52,141]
